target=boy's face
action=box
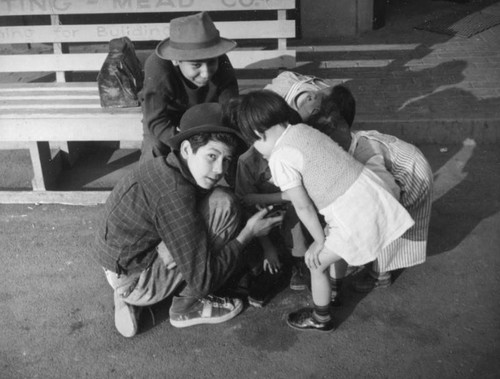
[175,58,219,87]
[181,139,234,189]
[297,86,333,122]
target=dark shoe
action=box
[330,296,342,308]
[169,295,243,328]
[330,277,343,307]
[248,270,284,308]
[290,263,309,291]
[114,292,140,338]
[352,272,391,293]
[287,308,335,332]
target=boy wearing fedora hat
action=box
[139,11,239,162]
[92,103,283,337]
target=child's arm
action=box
[242,192,288,208]
[258,235,281,274]
[284,184,325,269]
[354,137,401,200]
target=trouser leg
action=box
[170,186,243,313]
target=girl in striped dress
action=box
[308,85,434,294]
[233,89,414,332]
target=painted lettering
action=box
[29,0,45,11]
[221,0,257,7]
[113,0,132,9]
[52,0,70,11]
[136,0,150,8]
[221,0,236,7]
[156,0,175,7]
[0,27,34,42]
[178,0,194,7]
[1,0,17,12]
[240,0,255,7]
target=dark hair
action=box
[236,90,299,145]
[328,85,356,127]
[187,132,240,153]
[221,96,243,130]
[307,84,356,135]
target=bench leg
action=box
[52,141,85,167]
[29,141,63,191]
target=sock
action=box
[312,303,331,323]
[369,269,391,281]
[329,277,343,294]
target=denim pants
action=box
[104,186,242,310]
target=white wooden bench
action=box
[0,0,296,202]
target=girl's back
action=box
[350,130,433,209]
[270,123,364,210]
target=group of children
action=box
[227,80,433,331]
[98,11,434,336]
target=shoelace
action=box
[203,295,228,307]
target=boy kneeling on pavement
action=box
[92,103,283,337]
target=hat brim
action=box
[156,38,237,61]
[167,124,245,150]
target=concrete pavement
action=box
[1,1,500,378]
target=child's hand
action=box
[263,247,281,274]
[244,207,284,238]
[305,241,324,270]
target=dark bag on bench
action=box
[97,37,144,108]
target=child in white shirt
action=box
[234,90,414,332]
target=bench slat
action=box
[0,21,295,44]
[0,50,296,72]
[1,118,143,141]
[1,0,296,16]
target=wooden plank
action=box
[0,20,295,44]
[28,141,62,191]
[0,50,296,72]
[0,190,110,205]
[0,0,296,16]
[0,79,270,92]
[0,118,143,141]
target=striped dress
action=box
[349,130,434,272]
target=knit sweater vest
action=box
[274,124,364,210]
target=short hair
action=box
[187,132,239,153]
[308,84,356,135]
[327,85,356,127]
[237,90,300,145]
[221,96,243,130]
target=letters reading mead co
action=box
[0,0,274,14]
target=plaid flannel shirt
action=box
[92,153,245,298]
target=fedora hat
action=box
[156,12,237,61]
[167,103,243,150]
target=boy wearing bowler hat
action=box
[139,11,239,162]
[92,103,283,338]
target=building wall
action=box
[299,0,374,40]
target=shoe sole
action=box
[170,300,244,328]
[352,281,391,293]
[286,319,335,332]
[115,303,140,338]
[290,283,307,291]
[248,297,265,308]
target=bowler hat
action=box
[156,12,237,61]
[167,103,243,150]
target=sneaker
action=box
[286,307,335,332]
[114,292,140,338]
[352,272,391,293]
[248,270,284,308]
[290,263,309,291]
[169,295,243,328]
